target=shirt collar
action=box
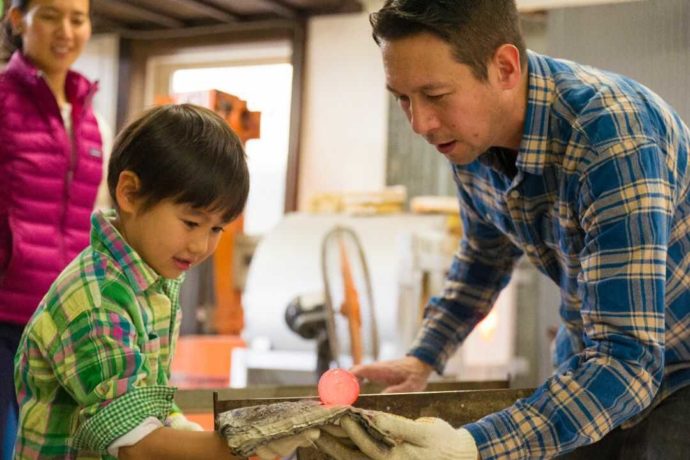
[90,210,182,294]
[515,50,558,176]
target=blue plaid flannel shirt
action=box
[409,51,690,458]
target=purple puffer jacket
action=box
[0,52,103,325]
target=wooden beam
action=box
[93,0,184,28]
[289,0,363,15]
[164,0,238,23]
[114,18,296,40]
[91,15,127,33]
[284,19,305,212]
[249,0,299,19]
[516,0,643,11]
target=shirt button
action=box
[525,244,536,253]
[510,190,520,199]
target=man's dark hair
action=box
[370,0,527,81]
[108,104,250,223]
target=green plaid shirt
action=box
[14,210,183,459]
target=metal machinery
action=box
[285,226,379,376]
[238,212,450,386]
[240,210,522,386]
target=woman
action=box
[0,1,101,457]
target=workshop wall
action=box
[548,0,690,122]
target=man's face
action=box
[381,32,505,165]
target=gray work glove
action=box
[254,428,320,460]
[316,412,478,460]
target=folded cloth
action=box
[218,400,395,457]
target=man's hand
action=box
[316,412,478,460]
[254,429,320,460]
[350,356,433,393]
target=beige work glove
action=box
[316,412,478,460]
[254,428,320,460]
[314,424,369,460]
[165,413,205,431]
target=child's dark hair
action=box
[107,103,250,223]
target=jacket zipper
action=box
[35,72,96,266]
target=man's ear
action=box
[491,44,522,90]
[114,171,142,214]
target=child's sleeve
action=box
[45,307,176,453]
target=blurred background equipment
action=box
[238,212,448,386]
[320,225,378,369]
[236,205,526,387]
[284,225,380,377]
[285,293,330,376]
[308,185,407,215]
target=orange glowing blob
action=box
[318,368,360,406]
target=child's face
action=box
[121,200,228,279]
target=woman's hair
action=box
[107,104,250,223]
[1,0,92,58]
[370,0,527,82]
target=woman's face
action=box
[10,0,91,77]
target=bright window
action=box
[171,64,293,235]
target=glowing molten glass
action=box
[318,368,360,406]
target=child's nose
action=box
[189,234,209,255]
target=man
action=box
[316,1,690,459]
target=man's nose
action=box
[409,102,440,136]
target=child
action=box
[13,104,318,459]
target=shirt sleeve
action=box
[106,416,163,457]
[464,138,671,458]
[46,307,176,453]
[408,181,524,373]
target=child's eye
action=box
[182,220,199,229]
[211,226,225,234]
